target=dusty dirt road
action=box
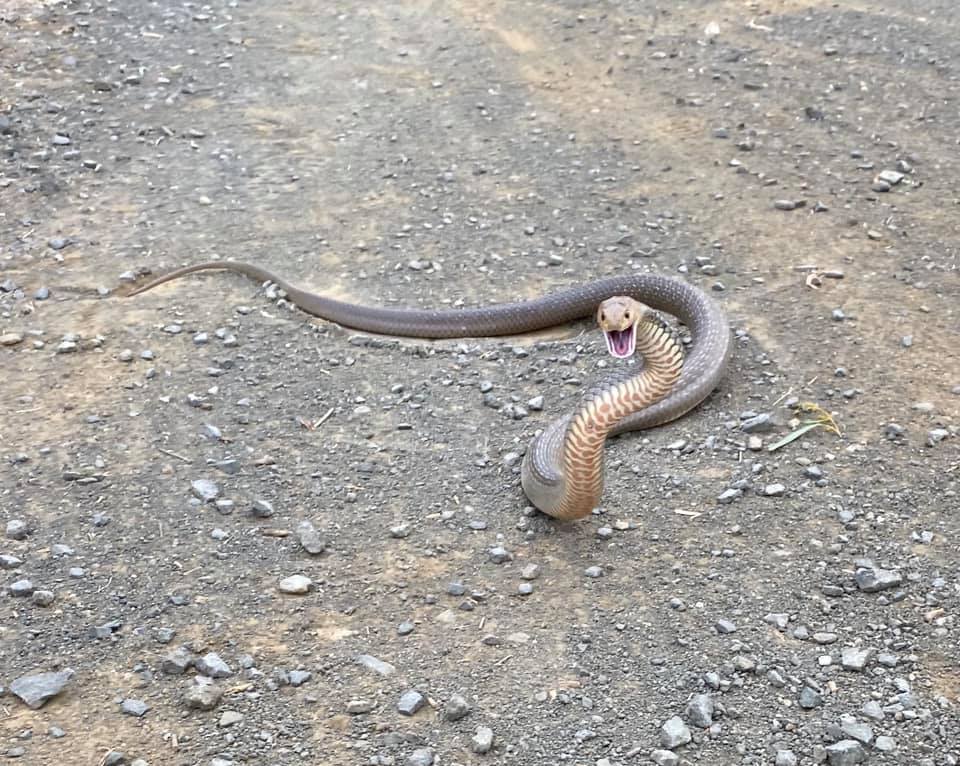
[2,1,958,765]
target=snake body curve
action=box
[129,260,732,519]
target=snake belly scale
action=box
[129,260,731,520]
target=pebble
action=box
[799,686,823,709]
[6,520,30,540]
[195,653,232,678]
[472,726,494,754]
[9,670,74,709]
[764,483,786,497]
[775,751,798,766]
[296,521,325,554]
[717,488,741,504]
[650,751,679,766]
[488,545,512,564]
[0,333,24,346]
[520,564,540,580]
[347,699,375,714]
[854,566,902,592]
[356,654,395,676]
[32,590,55,607]
[407,749,434,766]
[251,498,274,518]
[397,620,415,636]
[183,680,223,710]
[841,647,873,671]
[861,700,884,721]
[584,566,604,578]
[161,648,194,675]
[219,710,244,727]
[874,735,897,752]
[398,689,426,716]
[278,575,312,594]
[685,693,714,727]
[740,412,775,432]
[190,479,219,502]
[825,739,866,765]
[289,670,311,686]
[120,698,149,717]
[47,236,70,250]
[774,199,799,210]
[659,716,691,748]
[840,717,874,744]
[0,554,24,569]
[444,694,471,721]
[8,579,33,597]
[715,619,737,634]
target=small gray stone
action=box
[397,620,415,636]
[861,700,884,720]
[764,613,789,630]
[854,567,902,592]
[296,521,325,554]
[650,751,679,766]
[472,726,494,754]
[195,652,232,678]
[183,680,223,710]
[120,698,149,717]
[288,670,311,686]
[445,693,471,721]
[278,575,312,594]
[488,545,512,564]
[685,693,714,727]
[398,689,426,716]
[825,739,866,766]
[219,710,244,727]
[251,498,274,518]
[798,686,823,709]
[8,579,33,597]
[10,670,74,709]
[840,718,873,744]
[717,488,742,504]
[715,619,737,634]
[741,413,775,432]
[356,654,395,676]
[190,479,219,502]
[874,736,896,752]
[48,236,70,250]
[347,699,375,714]
[407,749,434,766]
[520,564,540,580]
[764,483,786,497]
[659,716,691,748]
[775,751,798,766]
[5,519,29,540]
[32,590,55,607]
[161,648,193,675]
[841,647,873,671]
[584,566,604,578]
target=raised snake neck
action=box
[522,314,685,520]
[129,260,732,518]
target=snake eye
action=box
[624,311,631,320]
[600,312,606,322]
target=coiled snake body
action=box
[130,261,731,520]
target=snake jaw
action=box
[603,325,637,359]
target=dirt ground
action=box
[1,1,958,765]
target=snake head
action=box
[597,296,650,359]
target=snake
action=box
[129,261,731,520]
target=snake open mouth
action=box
[604,326,636,359]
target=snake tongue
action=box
[604,326,636,359]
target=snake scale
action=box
[129,261,731,520]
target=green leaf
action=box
[766,421,824,452]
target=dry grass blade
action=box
[767,402,842,452]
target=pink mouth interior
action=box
[604,327,636,359]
